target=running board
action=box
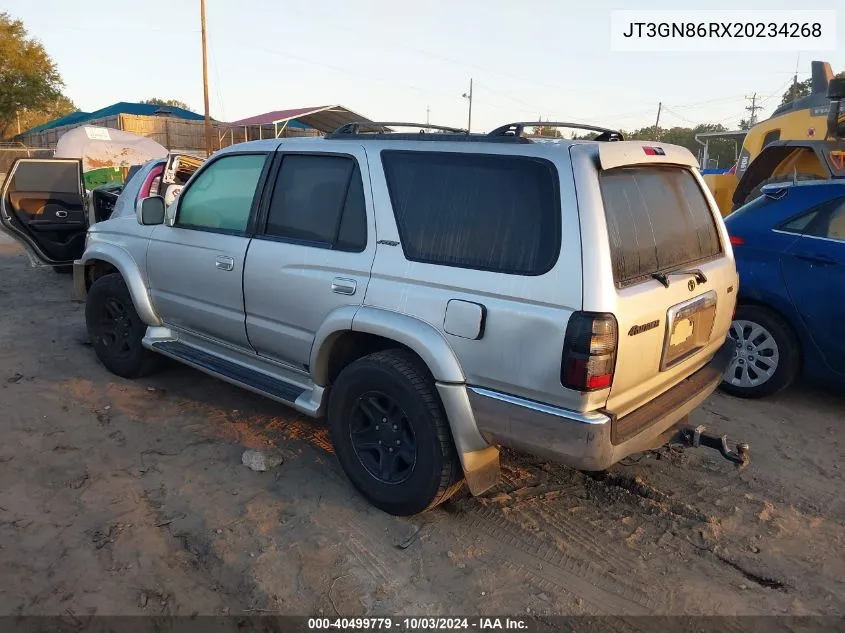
[149,340,307,406]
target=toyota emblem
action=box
[688,279,696,292]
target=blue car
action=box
[722,180,845,397]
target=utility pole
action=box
[426,105,430,126]
[654,101,662,138]
[200,0,213,156]
[745,93,762,126]
[462,78,473,133]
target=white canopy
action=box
[55,126,168,174]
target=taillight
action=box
[561,313,618,392]
[729,235,745,246]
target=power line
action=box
[278,8,657,106]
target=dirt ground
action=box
[0,234,843,619]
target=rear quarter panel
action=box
[362,141,592,410]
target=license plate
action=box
[661,291,717,371]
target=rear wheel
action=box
[720,305,800,398]
[85,273,163,378]
[328,350,463,516]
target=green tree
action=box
[0,12,65,139]
[15,94,76,134]
[780,78,812,106]
[141,98,194,112]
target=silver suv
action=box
[1,122,738,516]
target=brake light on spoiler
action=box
[642,146,666,156]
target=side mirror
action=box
[136,195,165,225]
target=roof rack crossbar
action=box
[327,121,468,138]
[488,121,624,142]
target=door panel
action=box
[244,149,375,368]
[782,235,845,375]
[0,159,86,265]
[147,226,252,347]
[145,152,270,350]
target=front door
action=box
[243,149,376,368]
[0,159,87,266]
[781,196,845,376]
[146,151,270,349]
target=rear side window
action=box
[11,161,80,193]
[599,167,722,287]
[381,151,560,275]
[264,154,367,251]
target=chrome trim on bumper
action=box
[467,387,610,425]
[467,340,730,471]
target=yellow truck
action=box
[701,61,845,216]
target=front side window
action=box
[176,153,266,233]
[381,151,560,275]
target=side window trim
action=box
[173,151,272,236]
[254,150,369,252]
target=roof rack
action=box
[326,122,468,138]
[488,122,624,142]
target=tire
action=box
[719,305,801,398]
[328,349,464,516]
[85,273,163,379]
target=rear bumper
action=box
[468,339,734,471]
[72,260,87,302]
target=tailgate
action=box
[575,142,737,418]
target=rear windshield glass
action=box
[381,151,560,275]
[11,161,80,194]
[599,167,721,287]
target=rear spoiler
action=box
[598,141,699,171]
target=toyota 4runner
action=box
[1,122,739,516]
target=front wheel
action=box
[85,273,163,379]
[328,350,464,516]
[720,305,800,398]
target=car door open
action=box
[0,158,87,266]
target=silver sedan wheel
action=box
[724,319,780,388]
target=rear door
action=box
[243,148,376,369]
[573,142,737,418]
[780,196,845,376]
[0,159,87,266]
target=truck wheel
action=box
[720,305,800,398]
[85,273,162,379]
[328,349,464,516]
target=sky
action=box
[5,0,845,133]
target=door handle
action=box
[215,255,235,271]
[331,277,357,295]
[794,253,837,267]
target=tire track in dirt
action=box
[461,502,656,614]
